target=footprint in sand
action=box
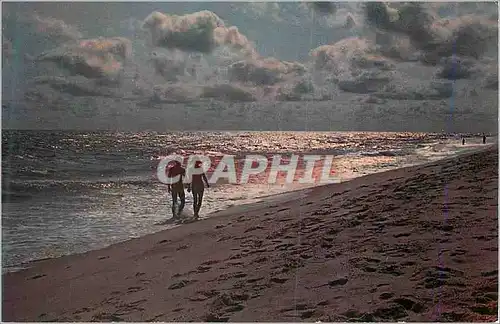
[393,232,412,238]
[225,261,244,267]
[371,304,408,320]
[91,312,124,321]
[244,225,264,233]
[252,256,268,264]
[217,235,232,242]
[328,278,348,286]
[246,277,264,283]
[28,274,46,280]
[168,279,197,290]
[340,310,375,322]
[197,266,212,273]
[225,304,245,313]
[145,313,165,322]
[176,244,190,251]
[127,286,144,293]
[379,292,394,300]
[203,313,229,322]
[270,277,289,284]
[392,297,425,313]
[189,290,220,302]
[470,305,497,316]
[480,270,498,277]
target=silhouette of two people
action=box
[167,160,210,220]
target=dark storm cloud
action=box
[435,56,480,80]
[364,2,498,64]
[420,17,498,64]
[337,70,393,94]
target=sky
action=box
[2,2,498,132]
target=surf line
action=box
[156,154,341,185]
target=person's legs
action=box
[171,192,178,218]
[195,190,204,217]
[178,191,186,214]
[192,191,198,216]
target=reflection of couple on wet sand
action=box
[167,160,210,220]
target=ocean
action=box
[1,130,492,272]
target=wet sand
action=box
[3,146,498,322]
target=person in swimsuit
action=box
[187,161,210,219]
[167,160,186,219]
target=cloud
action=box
[228,57,306,86]
[275,78,315,101]
[484,73,498,90]
[310,37,394,79]
[151,84,200,103]
[344,13,357,29]
[374,32,415,61]
[201,84,256,101]
[364,3,498,64]
[142,10,257,58]
[147,83,257,103]
[36,37,132,80]
[2,38,14,63]
[421,16,498,64]
[306,2,337,16]
[149,50,188,82]
[32,14,83,42]
[337,70,394,94]
[435,56,480,80]
[31,76,115,97]
[374,80,454,101]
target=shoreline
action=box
[3,146,498,321]
[4,143,496,274]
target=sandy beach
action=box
[3,146,498,322]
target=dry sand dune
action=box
[3,147,498,322]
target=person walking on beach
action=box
[187,161,210,220]
[167,160,186,219]
[483,134,486,144]
[462,138,466,145]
